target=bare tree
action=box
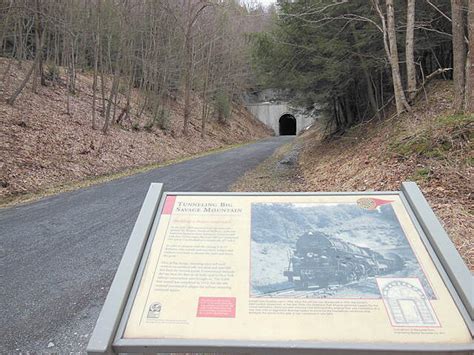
[6,29,45,105]
[32,0,45,92]
[91,1,100,129]
[2,0,264,135]
[406,0,416,101]
[466,0,473,112]
[451,0,467,113]
[182,0,214,136]
[373,0,411,115]
[201,38,214,138]
[385,0,411,114]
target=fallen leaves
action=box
[0,58,272,201]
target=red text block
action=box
[196,297,236,318]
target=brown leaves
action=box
[0,57,271,201]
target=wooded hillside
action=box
[1,0,272,133]
[252,0,473,134]
[0,57,271,202]
[298,81,473,269]
[0,0,274,202]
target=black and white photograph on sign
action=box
[250,200,435,299]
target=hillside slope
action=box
[233,81,473,269]
[0,58,271,202]
[298,81,472,268]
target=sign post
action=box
[87,182,473,354]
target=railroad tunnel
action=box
[279,114,297,135]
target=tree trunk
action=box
[181,0,212,136]
[103,34,121,134]
[201,40,214,138]
[100,66,106,117]
[451,0,467,113]
[183,21,193,136]
[17,17,25,65]
[112,83,119,123]
[7,38,44,105]
[351,22,381,120]
[336,98,344,131]
[65,46,71,115]
[92,1,100,129]
[367,73,380,120]
[103,73,119,134]
[406,0,416,101]
[1,57,13,100]
[32,17,39,93]
[386,0,411,114]
[37,0,46,87]
[466,0,473,113]
[356,50,380,119]
[343,95,354,127]
[92,32,99,129]
[123,73,134,124]
[69,40,76,94]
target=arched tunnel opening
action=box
[279,114,296,135]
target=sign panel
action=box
[122,194,471,345]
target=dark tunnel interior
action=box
[279,114,296,135]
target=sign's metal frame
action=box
[87,182,473,354]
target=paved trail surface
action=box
[0,137,291,353]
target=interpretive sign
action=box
[87,183,473,354]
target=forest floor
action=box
[0,58,271,206]
[232,80,473,269]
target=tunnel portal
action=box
[279,114,297,135]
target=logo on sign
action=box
[147,302,162,318]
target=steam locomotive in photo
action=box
[283,231,404,290]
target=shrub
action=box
[144,106,170,131]
[412,167,431,182]
[131,122,140,131]
[214,91,231,123]
[156,107,170,130]
[45,63,61,83]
